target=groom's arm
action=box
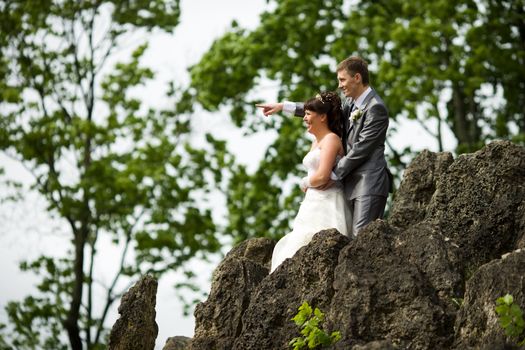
[334,103,388,179]
[288,102,305,117]
[256,102,305,118]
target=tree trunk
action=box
[451,86,469,146]
[468,96,481,147]
[450,84,481,152]
[64,229,87,350]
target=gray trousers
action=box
[348,195,387,236]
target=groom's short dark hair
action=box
[337,56,369,85]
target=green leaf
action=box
[503,294,514,305]
[496,304,509,315]
[500,315,512,328]
[313,307,324,321]
[510,304,523,318]
[289,301,341,349]
[495,294,525,345]
[331,331,342,342]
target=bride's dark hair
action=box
[303,91,343,137]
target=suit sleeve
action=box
[334,103,388,179]
[282,101,305,118]
[294,102,305,117]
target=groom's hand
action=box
[317,179,335,190]
[255,102,283,116]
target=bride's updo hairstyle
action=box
[304,91,343,137]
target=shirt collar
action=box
[354,86,372,109]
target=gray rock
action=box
[108,275,158,350]
[352,340,397,350]
[389,150,454,229]
[454,249,525,350]
[426,140,525,273]
[163,336,191,350]
[329,221,452,349]
[232,229,350,350]
[189,237,275,350]
[185,140,525,350]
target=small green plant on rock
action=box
[289,301,341,350]
[495,294,525,346]
[451,297,464,308]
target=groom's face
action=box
[337,69,359,99]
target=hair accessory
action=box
[315,93,324,103]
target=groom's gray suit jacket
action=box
[295,89,392,201]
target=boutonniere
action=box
[350,108,363,121]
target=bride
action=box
[270,91,349,273]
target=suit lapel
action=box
[360,89,377,112]
[348,120,355,134]
[347,89,377,144]
[351,89,377,131]
[347,102,355,133]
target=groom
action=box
[257,56,392,236]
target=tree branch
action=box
[433,101,444,152]
[93,231,131,345]
[93,208,146,345]
[416,116,438,140]
[385,138,407,169]
[64,17,90,113]
[85,227,99,349]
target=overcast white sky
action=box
[0,0,457,349]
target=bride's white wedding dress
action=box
[270,148,349,273]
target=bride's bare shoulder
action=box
[322,133,342,146]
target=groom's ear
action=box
[354,72,362,84]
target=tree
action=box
[339,0,525,153]
[185,0,525,241]
[0,1,233,348]
[188,0,345,241]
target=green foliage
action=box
[226,117,309,242]
[0,324,14,350]
[290,301,341,350]
[2,256,74,349]
[451,297,464,308]
[186,0,348,241]
[185,0,525,243]
[0,0,235,349]
[495,294,525,346]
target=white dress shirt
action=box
[352,86,372,110]
[282,101,296,115]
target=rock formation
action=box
[188,140,525,350]
[108,275,158,350]
[162,336,191,350]
[454,249,525,349]
[190,237,275,350]
[111,141,525,350]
